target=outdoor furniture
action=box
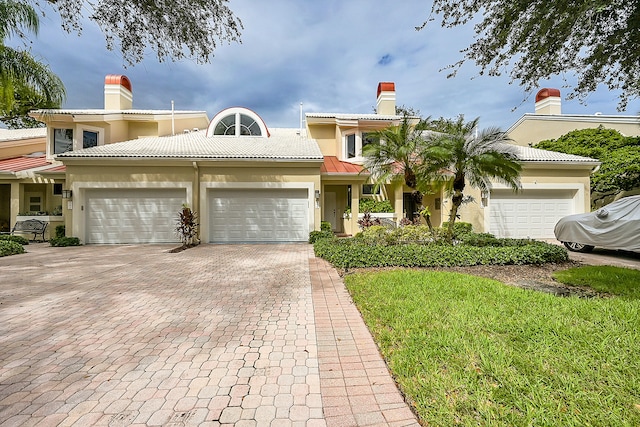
[1,219,48,242]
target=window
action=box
[362,184,381,195]
[53,129,73,154]
[207,108,268,137]
[53,184,63,195]
[344,132,376,159]
[83,131,98,148]
[346,134,356,158]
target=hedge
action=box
[0,234,29,245]
[0,240,26,257]
[50,237,82,247]
[314,238,568,268]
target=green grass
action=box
[345,270,640,427]
[553,266,640,299]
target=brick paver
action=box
[0,244,418,426]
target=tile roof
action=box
[0,128,47,142]
[57,128,324,160]
[0,154,65,174]
[321,156,365,174]
[31,109,206,116]
[506,144,600,163]
[306,113,406,121]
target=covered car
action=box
[554,195,640,252]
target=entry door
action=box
[324,192,337,231]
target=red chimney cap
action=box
[535,88,560,103]
[105,74,132,93]
[377,82,395,98]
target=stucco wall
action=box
[508,116,640,147]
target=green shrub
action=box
[0,234,29,245]
[50,236,82,247]
[0,240,25,256]
[391,225,434,244]
[440,221,473,237]
[359,198,394,213]
[314,238,568,269]
[308,230,334,244]
[55,224,65,238]
[320,221,332,232]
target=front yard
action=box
[345,268,640,426]
[312,225,640,425]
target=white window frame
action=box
[343,131,375,161]
[206,107,269,137]
[78,125,105,149]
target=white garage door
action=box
[489,189,575,239]
[209,189,309,243]
[85,189,185,244]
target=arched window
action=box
[206,107,269,137]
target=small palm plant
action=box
[176,204,199,246]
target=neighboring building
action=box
[507,88,640,147]
[0,75,208,238]
[0,76,601,243]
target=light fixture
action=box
[62,189,72,199]
[314,189,320,200]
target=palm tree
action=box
[362,114,435,229]
[0,0,65,125]
[419,116,522,241]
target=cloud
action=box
[16,0,639,131]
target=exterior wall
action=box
[159,117,210,136]
[0,137,46,159]
[508,115,640,147]
[456,164,594,233]
[64,161,321,243]
[65,163,195,242]
[307,124,339,157]
[199,164,321,241]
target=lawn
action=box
[345,267,640,426]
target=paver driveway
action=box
[0,244,418,427]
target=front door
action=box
[403,192,418,220]
[324,192,337,231]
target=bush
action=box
[320,221,332,232]
[49,237,82,247]
[440,221,473,237]
[357,212,382,229]
[359,198,394,213]
[308,230,334,244]
[314,238,568,269]
[0,234,29,245]
[55,225,65,238]
[0,240,25,256]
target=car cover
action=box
[554,195,640,252]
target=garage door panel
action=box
[490,189,575,239]
[209,189,309,243]
[86,189,185,244]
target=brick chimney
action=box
[104,75,133,110]
[535,88,561,115]
[376,82,396,115]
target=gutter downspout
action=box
[193,161,200,242]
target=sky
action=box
[12,0,640,130]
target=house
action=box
[507,88,640,146]
[0,76,600,243]
[0,75,208,239]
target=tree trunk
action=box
[447,190,463,242]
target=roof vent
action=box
[193,128,199,132]
[183,129,190,134]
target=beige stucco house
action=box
[0,76,601,243]
[507,88,640,147]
